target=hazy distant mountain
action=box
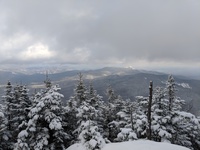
[0,67,199,115]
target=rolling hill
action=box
[0,67,199,115]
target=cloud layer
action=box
[0,0,200,69]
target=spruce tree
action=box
[2,81,15,149]
[114,99,137,142]
[0,104,10,150]
[12,85,25,143]
[104,86,132,142]
[18,85,32,131]
[87,82,105,135]
[166,75,176,112]
[77,100,105,150]
[151,86,171,142]
[104,86,118,142]
[64,73,88,143]
[170,111,200,149]
[67,74,105,149]
[132,96,148,139]
[15,84,69,150]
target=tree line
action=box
[0,73,200,150]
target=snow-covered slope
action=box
[66,140,189,150]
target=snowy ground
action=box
[66,140,189,150]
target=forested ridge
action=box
[0,73,199,150]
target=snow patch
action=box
[0,112,4,117]
[161,81,192,89]
[18,130,28,138]
[177,83,192,89]
[67,140,189,150]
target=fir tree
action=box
[18,85,32,131]
[151,86,171,142]
[109,96,129,142]
[2,81,15,149]
[0,104,10,150]
[3,81,13,131]
[78,120,105,150]
[170,111,200,149]
[11,85,25,143]
[114,99,138,142]
[73,73,88,106]
[166,75,176,112]
[68,75,106,149]
[77,100,105,150]
[132,96,148,139]
[104,86,131,142]
[64,73,88,143]
[15,84,69,150]
[151,75,200,149]
[104,86,118,142]
[87,82,105,135]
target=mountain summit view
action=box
[0,67,199,115]
[0,0,200,150]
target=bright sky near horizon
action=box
[0,0,200,71]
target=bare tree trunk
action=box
[169,94,172,111]
[130,106,134,130]
[147,81,153,140]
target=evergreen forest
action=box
[0,73,200,150]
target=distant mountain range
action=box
[0,67,199,115]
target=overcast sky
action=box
[0,0,200,71]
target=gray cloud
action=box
[0,0,199,69]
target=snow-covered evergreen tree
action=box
[104,86,135,142]
[88,82,104,110]
[116,128,137,142]
[64,73,88,143]
[76,100,105,150]
[132,96,148,139]
[17,85,32,130]
[192,116,200,150]
[2,81,16,149]
[67,75,106,149]
[151,86,172,142]
[164,75,186,143]
[72,73,88,107]
[63,103,77,146]
[104,86,120,142]
[3,83,32,149]
[151,75,200,149]
[166,75,175,111]
[11,85,28,143]
[170,111,200,149]
[87,82,105,135]
[78,120,105,150]
[0,103,10,150]
[3,81,13,130]
[15,84,69,150]
[115,99,138,142]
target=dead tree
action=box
[147,81,153,140]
